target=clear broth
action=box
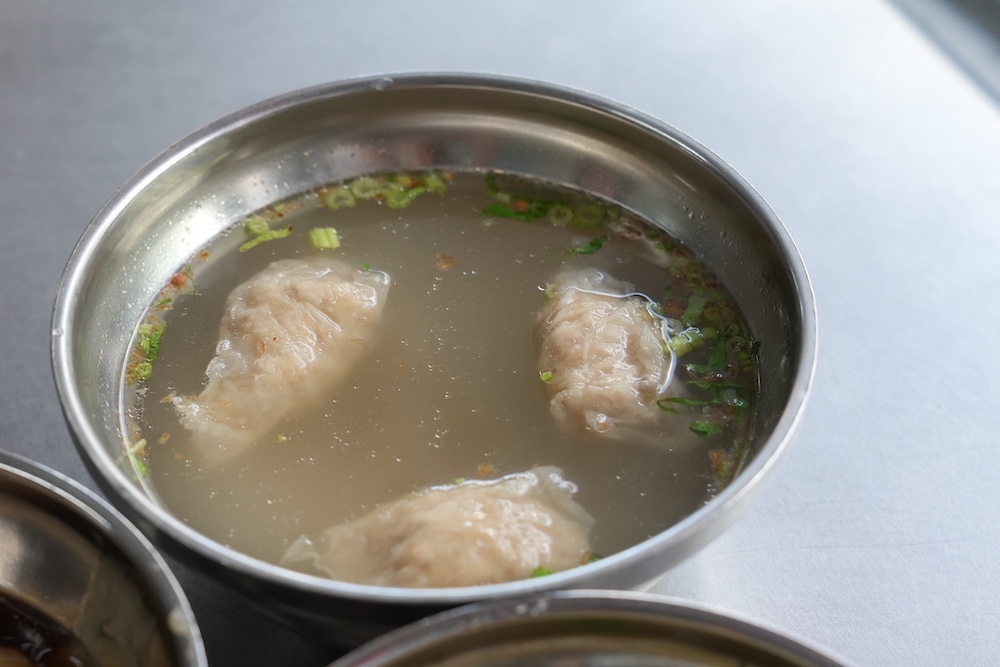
[123,171,756,572]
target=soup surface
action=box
[122,171,756,580]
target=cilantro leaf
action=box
[690,421,724,439]
[570,235,608,255]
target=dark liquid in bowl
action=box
[122,171,757,578]
[0,597,92,667]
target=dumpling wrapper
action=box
[281,466,595,588]
[173,256,390,463]
[537,268,677,436]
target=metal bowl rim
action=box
[0,449,208,667]
[332,589,855,667]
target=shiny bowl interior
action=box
[330,590,854,667]
[51,73,817,645]
[0,451,206,666]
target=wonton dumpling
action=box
[173,256,390,463]
[280,466,594,587]
[537,269,676,436]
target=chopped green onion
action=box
[360,262,372,271]
[666,327,705,356]
[137,322,166,362]
[531,566,554,578]
[481,201,548,222]
[485,172,501,196]
[131,454,148,477]
[423,172,448,194]
[384,187,424,209]
[569,235,608,255]
[685,379,744,394]
[323,187,356,210]
[690,421,724,439]
[539,370,554,383]
[573,204,606,229]
[309,227,341,250]
[707,338,728,370]
[389,173,414,188]
[547,204,573,226]
[133,361,153,381]
[659,396,711,409]
[244,216,270,236]
[655,238,678,254]
[239,227,292,252]
[349,176,382,200]
[681,294,707,326]
[240,216,292,252]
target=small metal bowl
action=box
[51,73,817,645]
[0,451,206,666]
[330,590,855,667]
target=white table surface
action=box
[2,1,998,665]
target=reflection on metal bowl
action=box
[0,451,206,666]
[331,590,855,667]
[51,73,817,646]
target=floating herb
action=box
[384,185,424,209]
[569,235,608,255]
[323,186,356,210]
[666,327,705,356]
[133,361,153,382]
[710,437,751,484]
[137,322,165,362]
[658,396,711,410]
[131,455,148,477]
[349,176,382,200]
[681,294,707,326]
[309,227,341,250]
[130,438,148,477]
[531,566,554,578]
[423,172,448,194]
[547,204,573,226]
[482,201,549,222]
[573,204,605,229]
[481,172,616,230]
[330,172,449,209]
[690,420,724,439]
[240,217,292,252]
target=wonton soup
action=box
[121,171,757,588]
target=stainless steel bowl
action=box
[330,590,854,667]
[0,451,206,666]
[51,73,817,645]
